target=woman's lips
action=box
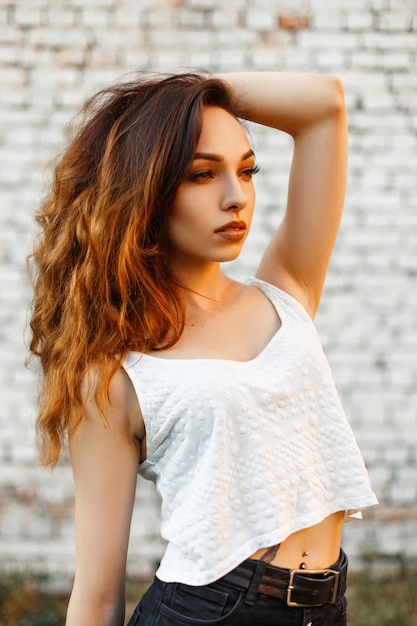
[215,221,247,241]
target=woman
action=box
[29,72,377,626]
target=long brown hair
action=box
[29,72,239,466]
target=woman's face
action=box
[167,106,257,270]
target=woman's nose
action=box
[220,176,247,211]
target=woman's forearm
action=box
[218,71,345,136]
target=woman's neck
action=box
[173,262,233,305]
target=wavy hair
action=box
[28,72,239,466]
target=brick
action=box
[351,50,381,69]
[216,29,257,48]
[351,111,408,131]
[122,0,153,6]
[312,12,343,30]
[299,31,360,49]
[81,68,125,94]
[89,46,121,68]
[93,28,144,49]
[282,47,313,70]
[394,172,417,191]
[115,6,141,27]
[185,0,217,7]
[361,91,395,110]
[1,66,27,87]
[28,67,79,90]
[38,125,67,148]
[21,47,55,68]
[384,446,411,465]
[317,0,368,7]
[147,30,186,48]
[124,49,152,70]
[181,50,213,70]
[208,10,240,29]
[197,0,244,7]
[46,8,77,26]
[341,70,386,89]
[391,71,417,90]
[152,49,183,71]
[69,0,115,6]
[0,161,29,186]
[81,8,110,27]
[175,8,207,28]
[346,11,374,31]
[279,14,310,30]
[12,443,37,464]
[13,6,44,27]
[56,47,86,68]
[389,0,414,7]
[246,9,276,31]
[177,29,214,47]
[363,32,417,50]
[0,25,24,45]
[0,45,20,64]
[369,467,393,491]
[377,10,412,30]
[389,482,417,506]
[379,51,413,70]
[28,27,91,49]
[142,8,173,28]
[250,48,282,69]
[4,127,37,146]
[316,50,345,69]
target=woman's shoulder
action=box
[245,275,313,320]
[78,365,144,442]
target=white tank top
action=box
[123,277,377,585]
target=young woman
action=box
[29,71,377,626]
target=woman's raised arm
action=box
[66,368,143,626]
[220,72,348,317]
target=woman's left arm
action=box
[220,72,348,317]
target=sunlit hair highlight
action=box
[28,72,240,466]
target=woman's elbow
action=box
[325,76,346,118]
[66,586,125,626]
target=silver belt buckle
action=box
[286,568,340,608]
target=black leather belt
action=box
[220,551,347,608]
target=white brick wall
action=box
[0,0,416,586]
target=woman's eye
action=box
[190,170,213,182]
[241,165,260,180]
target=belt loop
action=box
[244,560,267,606]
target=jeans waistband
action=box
[219,549,348,608]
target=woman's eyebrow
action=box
[193,149,255,162]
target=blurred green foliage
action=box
[0,572,65,626]
[347,564,417,626]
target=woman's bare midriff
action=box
[250,511,345,570]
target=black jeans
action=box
[127,551,347,625]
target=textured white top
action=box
[123,278,377,585]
